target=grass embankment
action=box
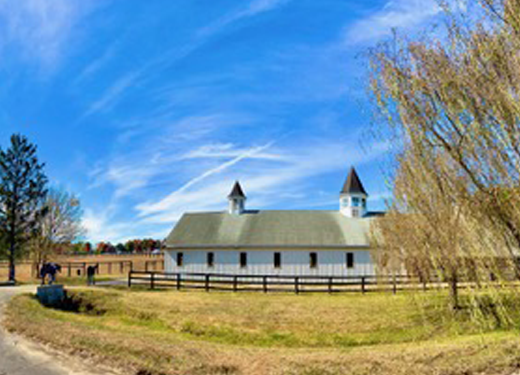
[6,289,520,375]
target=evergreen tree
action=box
[0,134,48,282]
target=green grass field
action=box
[6,288,520,375]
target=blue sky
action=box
[0,0,444,243]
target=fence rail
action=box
[127,271,462,294]
[144,259,165,272]
[60,253,163,259]
[63,261,134,277]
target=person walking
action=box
[87,264,99,286]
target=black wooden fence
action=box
[128,271,448,294]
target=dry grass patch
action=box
[5,288,520,375]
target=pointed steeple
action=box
[228,181,246,214]
[228,181,246,199]
[339,167,368,218]
[341,167,367,196]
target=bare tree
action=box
[31,188,85,270]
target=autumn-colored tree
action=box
[96,242,108,254]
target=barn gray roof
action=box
[165,210,375,249]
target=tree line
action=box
[69,239,163,255]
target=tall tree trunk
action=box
[8,241,15,282]
[448,272,459,310]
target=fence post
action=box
[145,261,149,272]
[361,276,366,294]
[68,263,71,277]
[233,276,238,292]
[128,271,132,288]
[120,261,124,274]
[393,274,397,295]
[295,277,299,294]
[205,274,210,292]
[150,272,155,290]
[108,262,112,274]
[328,277,333,293]
[263,276,268,293]
[82,262,86,276]
[176,273,181,290]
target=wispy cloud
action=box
[82,70,142,118]
[88,113,252,198]
[136,141,276,217]
[82,207,168,243]
[0,0,95,69]
[80,0,292,119]
[345,0,441,44]
[181,143,283,161]
[74,39,123,84]
[197,0,292,38]
[136,139,390,224]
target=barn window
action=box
[274,252,281,268]
[207,252,214,268]
[176,252,184,267]
[346,252,354,268]
[240,252,247,268]
[310,252,318,268]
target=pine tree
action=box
[0,134,48,282]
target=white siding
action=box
[164,249,375,276]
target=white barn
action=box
[164,168,382,277]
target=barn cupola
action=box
[340,167,368,218]
[228,181,247,215]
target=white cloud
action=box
[88,113,251,198]
[182,143,283,161]
[82,206,171,243]
[82,207,127,243]
[345,0,441,44]
[197,0,292,38]
[0,0,95,69]
[80,0,292,119]
[84,137,391,241]
[82,70,142,117]
[136,139,391,224]
[75,39,122,84]
[136,141,276,217]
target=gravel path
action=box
[0,285,119,375]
